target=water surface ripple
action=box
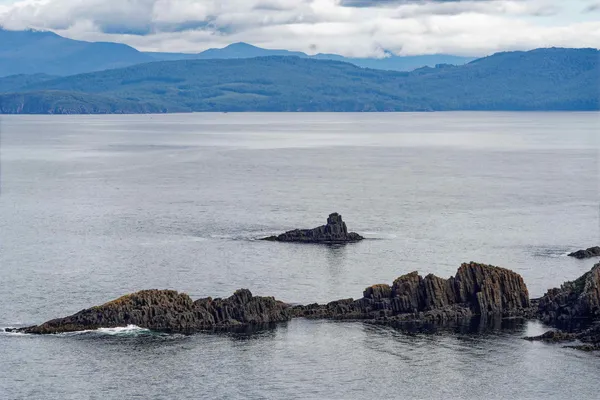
[1,112,598,399]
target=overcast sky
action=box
[0,0,598,56]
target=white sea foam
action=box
[97,325,150,335]
[1,327,28,336]
[64,325,151,336]
[1,325,152,337]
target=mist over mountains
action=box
[0,29,473,77]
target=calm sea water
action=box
[0,112,599,399]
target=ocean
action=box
[0,112,598,399]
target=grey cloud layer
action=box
[0,0,598,56]
[340,0,492,7]
[585,2,600,12]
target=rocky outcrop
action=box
[11,262,531,335]
[537,263,600,325]
[11,289,292,334]
[292,262,531,325]
[262,213,364,244]
[525,263,600,351]
[568,246,600,259]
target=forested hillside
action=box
[0,48,597,113]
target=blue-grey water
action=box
[0,112,599,399]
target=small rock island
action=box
[262,213,364,244]
[568,246,600,259]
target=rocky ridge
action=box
[13,261,600,351]
[262,213,364,243]
[11,289,292,334]
[292,262,532,325]
[11,262,531,335]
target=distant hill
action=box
[144,42,307,61]
[0,73,58,93]
[0,91,162,114]
[0,29,154,76]
[0,29,473,76]
[147,42,474,71]
[0,48,597,113]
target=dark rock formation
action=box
[11,289,292,334]
[537,263,600,325]
[262,213,364,244]
[292,262,531,326]
[525,263,600,351]
[11,262,532,335]
[568,246,600,259]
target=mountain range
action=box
[0,47,597,113]
[147,42,474,73]
[0,28,473,77]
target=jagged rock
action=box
[568,246,600,259]
[12,289,292,334]
[537,263,600,325]
[525,264,600,351]
[262,213,364,244]
[363,284,392,300]
[10,263,533,336]
[454,262,531,316]
[292,262,531,325]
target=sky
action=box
[0,0,598,56]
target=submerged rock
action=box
[568,246,600,259]
[13,289,292,334]
[262,213,364,244]
[524,323,600,352]
[292,262,531,325]
[524,330,577,342]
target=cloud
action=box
[340,0,490,7]
[0,0,598,56]
[584,2,600,12]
